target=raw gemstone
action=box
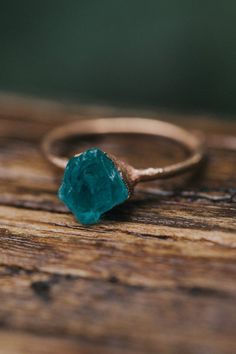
[58,148,129,225]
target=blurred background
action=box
[0,1,235,116]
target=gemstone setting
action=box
[58,148,129,225]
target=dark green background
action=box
[0,1,236,115]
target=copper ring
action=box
[42,117,205,187]
[42,117,205,224]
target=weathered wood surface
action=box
[0,95,236,354]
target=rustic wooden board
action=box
[0,95,236,354]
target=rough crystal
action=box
[58,148,129,224]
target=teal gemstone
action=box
[58,148,129,225]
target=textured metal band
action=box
[42,118,205,185]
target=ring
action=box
[42,118,205,225]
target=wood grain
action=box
[0,95,236,354]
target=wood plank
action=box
[0,95,235,354]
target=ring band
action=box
[42,118,205,225]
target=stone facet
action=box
[58,148,129,224]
